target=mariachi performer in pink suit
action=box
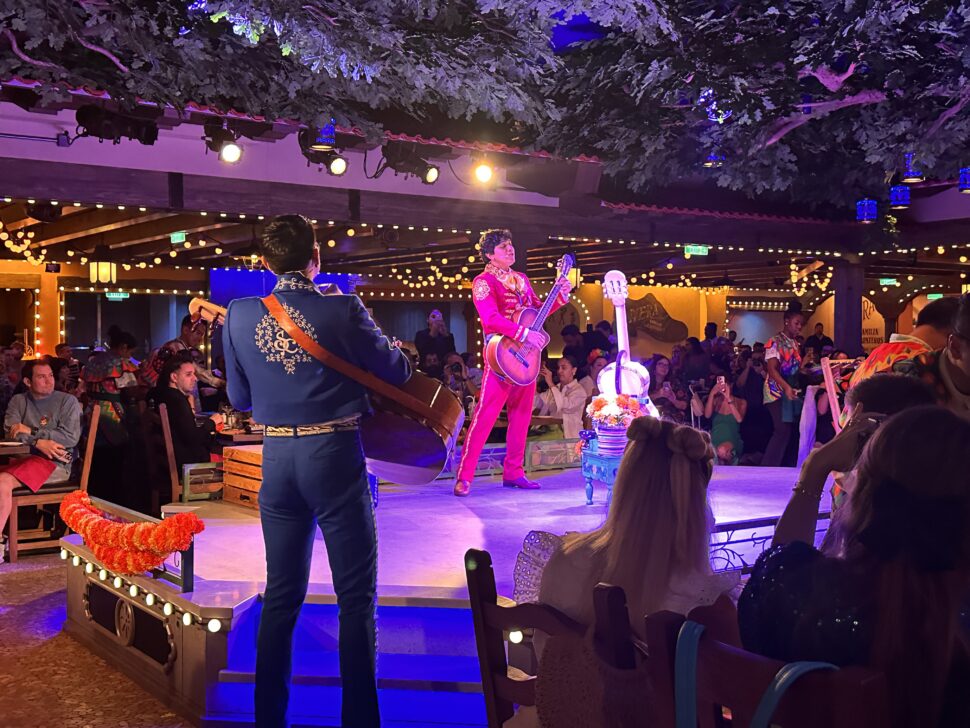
[454,229,571,497]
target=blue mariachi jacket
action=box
[223,272,412,426]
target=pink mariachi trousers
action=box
[456,366,536,482]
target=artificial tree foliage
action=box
[1,1,968,208]
[539,1,970,207]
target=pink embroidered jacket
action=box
[471,267,568,346]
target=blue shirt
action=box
[223,273,411,426]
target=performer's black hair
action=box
[915,295,960,331]
[479,228,512,262]
[783,300,803,322]
[260,215,316,273]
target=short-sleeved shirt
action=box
[763,332,801,404]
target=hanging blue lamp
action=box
[901,152,924,183]
[959,167,970,194]
[702,152,724,168]
[856,198,877,223]
[889,185,910,209]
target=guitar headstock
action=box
[189,297,227,332]
[602,270,629,307]
[556,254,574,281]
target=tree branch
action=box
[760,89,886,148]
[926,89,970,136]
[798,62,857,92]
[2,28,61,70]
[73,35,129,73]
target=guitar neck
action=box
[614,303,631,358]
[528,279,566,331]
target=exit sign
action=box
[684,244,710,256]
[105,292,130,301]
[879,278,898,286]
[926,293,944,300]
[170,231,187,245]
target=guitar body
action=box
[362,371,465,485]
[484,307,550,386]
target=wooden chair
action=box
[5,405,99,563]
[644,596,889,728]
[157,403,223,504]
[464,548,640,727]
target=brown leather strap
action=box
[261,294,443,427]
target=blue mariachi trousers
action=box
[255,430,379,728]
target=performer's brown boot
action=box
[503,476,540,490]
[453,480,471,497]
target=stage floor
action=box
[184,465,826,602]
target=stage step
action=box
[206,684,487,727]
[209,598,488,726]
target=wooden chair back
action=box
[77,404,100,491]
[157,403,182,505]
[644,597,889,728]
[465,548,640,727]
[122,388,179,515]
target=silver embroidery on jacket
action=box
[255,302,317,374]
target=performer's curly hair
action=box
[479,228,512,262]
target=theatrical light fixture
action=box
[379,144,440,185]
[76,105,159,146]
[889,185,910,209]
[901,152,924,183]
[297,128,348,175]
[474,162,494,184]
[203,120,243,164]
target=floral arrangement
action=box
[586,393,642,428]
[60,491,205,574]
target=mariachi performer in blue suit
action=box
[223,215,411,728]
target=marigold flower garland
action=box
[59,490,205,574]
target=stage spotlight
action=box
[203,120,243,164]
[76,105,158,145]
[474,162,494,184]
[297,128,348,175]
[380,144,440,185]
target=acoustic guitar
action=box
[189,297,465,486]
[484,255,574,386]
[597,271,660,416]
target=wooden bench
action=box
[5,406,99,563]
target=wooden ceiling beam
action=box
[33,208,170,247]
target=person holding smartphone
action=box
[647,354,688,423]
[704,374,747,464]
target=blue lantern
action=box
[901,152,923,183]
[856,198,877,223]
[889,185,910,209]
[960,167,970,194]
[310,118,336,151]
[702,152,724,168]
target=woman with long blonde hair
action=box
[538,416,738,634]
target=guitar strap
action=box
[261,294,446,428]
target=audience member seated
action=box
[414,309,456,366]
[682,337,712,386]
[704,374,747,464]
[419,351,443,379]
[54,343,81,392]
[560,325,588,378]
[894,293,970,421]
[802,322,834,360]
[647,355,688,423]
[462,352,483,389]
[139,314,225,412]
[739,406,970,728]
[536,356,586,439]
[827,373,936,510]
[593,319,615,348]
[578,349,609,397]
[849,295,958,389]
[0,357,14,424]
[441,351,480,406]
[0,358,81,556]
[537,418,738,649]
[149,352,225,473]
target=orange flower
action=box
[59,491,205,575]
